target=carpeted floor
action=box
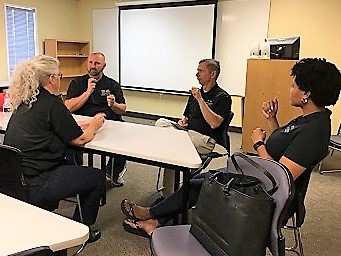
[56,121,341,256]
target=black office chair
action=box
[319,122,341,174]
[0,144,28,201]
[155,112,234,195]
[150,154,295,256]
[0,145,86,255]
[0,144,84,224]
[9,246,54,256]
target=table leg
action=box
[100,155,107,206]
[85,152,106,206]
[88,153,94,167]
[173,171,180,224]
[181,169,190,224]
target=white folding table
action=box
[0,113,202,223]
[75,115,202,223]
[0,193,89,255]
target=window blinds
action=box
[5,5,36,75]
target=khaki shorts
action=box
[155,118,216,155]
[187,129,216,155]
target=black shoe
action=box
[112,181,124,188]
[87,229,101,244]
[105,178,124,190]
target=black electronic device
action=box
[170,121,188,131]
[267,36,300,60]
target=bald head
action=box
[87,52,106,77]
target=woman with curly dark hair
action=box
[251,58,341,223]
[121,58,341,237]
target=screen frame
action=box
[118,0,218,95]
[268,36,300,60]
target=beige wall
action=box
[0,0,340,131]
[268,0,341,133]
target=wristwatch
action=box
[253,141,265,151]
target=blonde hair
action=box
[9,55,59,111]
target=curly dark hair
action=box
[291,58,341,107]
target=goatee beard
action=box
[89,69,100,77]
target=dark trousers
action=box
[66,149,126,182]
[27,165,106,226]
[150,172,207,221]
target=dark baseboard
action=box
[124,111,172,121]
[124,111,242,133]
[229,126,242,133]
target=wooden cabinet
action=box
[44,39,90,95]
[241,59,301,152]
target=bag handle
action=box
[208,172,236,196]
[231,152,278,195]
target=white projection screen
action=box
[119,2,216,94]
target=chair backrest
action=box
[217,111,234,153]
[283,165,316,228]
[226,154,295,256]
[194,112,234,176]
[0,144,27,201]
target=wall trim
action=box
[123,111,242,133]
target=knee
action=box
[91,168,106,189]
[155,118,172,128]
[98,169,106,183]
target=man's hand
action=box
[107,94,116,107]
[190,87,203,101]
[178,117,188,127]
[86,77,97,95]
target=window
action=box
[5,5,37,76]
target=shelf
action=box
[45,39,90,95]
[61,74,84,78]
[57,54,88,58]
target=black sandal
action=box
[123,218,150,238]
[120,199,138,220]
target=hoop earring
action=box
[302,98,308,104]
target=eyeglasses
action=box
[49,73,63,79]
[55,73,63,79]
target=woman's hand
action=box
[91,113,106,131]
[251,128,266,144]
[261,97,278,119]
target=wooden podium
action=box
[241,59,301,152]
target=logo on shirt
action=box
[283,124,297,133]
[205,99,214,107]
[101,89,111,97]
